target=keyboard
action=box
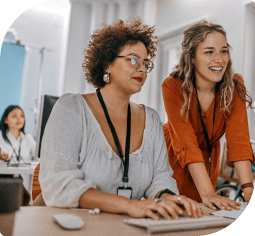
[123,215,233,234]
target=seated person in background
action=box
[39,18,203,220]
[0,105,36,162]
[0,105,36,206]
[162,21,254,210]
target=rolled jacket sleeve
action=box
[162,77,205,168]
[39,94,96,208]
[144,109,179,199]
[225,75,254,163]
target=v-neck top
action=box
[162,75,254,202]
[39,93,178,208]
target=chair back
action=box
[32,163,42,201]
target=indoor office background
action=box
[1,0,255,156]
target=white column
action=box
[82,0,108,94]
[90,1,107,34]
[143,0,158,112]
[62,0,92,94]
[131,0,159,114]
[106,2,117,24]
[143,0,157,26]
[20,47,41,136]
[243,3,255,138]
[117,0,130,20]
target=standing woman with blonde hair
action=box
[162,21,254,210]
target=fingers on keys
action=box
[142,198,202,220]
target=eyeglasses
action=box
[116,55,154,73]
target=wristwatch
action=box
[158,189,176,198]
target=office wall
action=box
[0,42,25,116]
[156,0,255,138]
[4,1,70,136]
[156,0,246,76]
[1,0,254,137]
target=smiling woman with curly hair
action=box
[38,18,202,220]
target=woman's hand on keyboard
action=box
[126,196,203,220]
[162,194,204,219]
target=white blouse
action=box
[0,130,36,162]
[39,93,178,208]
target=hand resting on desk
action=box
[78,188,203,221]
[0,151,9,162]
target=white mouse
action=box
[52,213,84,230]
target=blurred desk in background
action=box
[0,161,39,193]
[0,161,39,175]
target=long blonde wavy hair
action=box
[171,21,253,122]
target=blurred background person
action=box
[0,105,36,206]
[0,105,36,162]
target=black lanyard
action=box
[96,88,131,185]
[194,85,216,176]
[6,136,22,160]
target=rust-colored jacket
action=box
[162,75,254,202]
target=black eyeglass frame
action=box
[116,55,154,73]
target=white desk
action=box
[0,161,39,175]
[0,161,40,193]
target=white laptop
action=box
[123,215,233,234]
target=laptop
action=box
[123,215,233,234]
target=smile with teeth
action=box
[209,67,223,72]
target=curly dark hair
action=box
[83,18,158,88]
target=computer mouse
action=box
[52,213,84,230]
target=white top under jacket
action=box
[0,130,36,162]
[39,93,178,208]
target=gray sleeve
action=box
[144,109,179,199]
[39,93,96,208]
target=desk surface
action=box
[13,204,233,236]
[0,161,39,175]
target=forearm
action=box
[233,160,253,185]
[78,188,133,214]
[188,162,215,197]
[233,160,253,202]
[188,163,241,210]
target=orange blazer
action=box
[162,74,254,202]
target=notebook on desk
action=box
[123,215,233,234]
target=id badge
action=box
[117,187,132,199]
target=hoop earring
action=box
[103,73,110,83]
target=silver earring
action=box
[103,73,110,83]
